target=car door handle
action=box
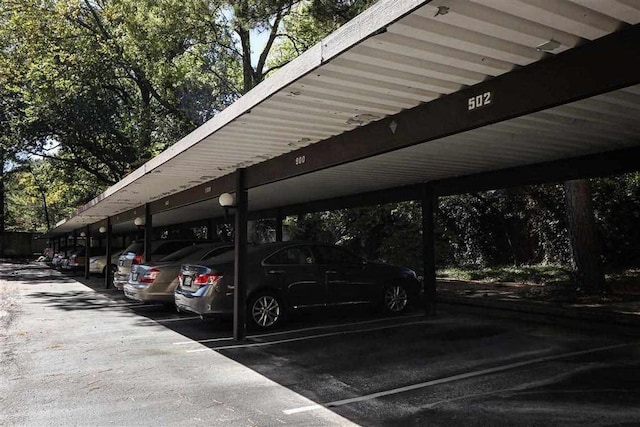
[268,270,285,274]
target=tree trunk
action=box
[563,179,608,294]
[40,188,51,230]
[0,149,4,256]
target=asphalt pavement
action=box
[2,261,640,426]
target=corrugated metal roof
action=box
[52,0,640,233]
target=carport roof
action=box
[49,0,640,236]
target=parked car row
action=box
[49,246,123,275]
[50,239,422,330]
[175,241,421,329]
[122,242,234,305]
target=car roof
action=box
[189,241,339,266]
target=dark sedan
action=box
[175,241,421,329]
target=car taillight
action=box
[193,273,222,286]
[140,268,159,283]
[132,254,143,265]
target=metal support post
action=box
[421,185,437,317]
[84,225,91,279]
[233,168,248,341]
[275,209,283,242]
[105,217,112,289]
[144,204,152,263]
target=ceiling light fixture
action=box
[346,113,380,126]
[536,39,561,52]
[435,6,449,17]
[219,193,236,223]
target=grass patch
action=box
[437,264,571,285]
[438,265,640,303]
[606,269,640,295]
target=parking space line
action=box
[173,314,423,346]
[140,315,202,323]
[175,336,236,345]
[186,319,435,352]
[282,341,636,415]
[107,302,160,308]
[255,314,424,339]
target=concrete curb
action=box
[437,294,640,336]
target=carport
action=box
[46,0,640,340]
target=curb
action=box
[437,294,640,337]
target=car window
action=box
[202,246,234,260]
[154,241,194,255]
[89,247,106,256]
[123,242,143,255]
[264,246,314,265]
[314,245,362,265]
[159,246,201,262]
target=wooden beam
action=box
[246,25,640,189]
[433,146,640,197]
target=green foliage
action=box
[286,202,423,271]
[592,174,640,267]
[438,264,571,285]
[286,173,639,274]
[0,0,241,184]
[1,0,380,232]
[437,185,572,267]
[4,158,102,232]
[270,0,373,67]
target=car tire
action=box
[102,264,117,277]
[248,291,285,330]
[382,283,410,314]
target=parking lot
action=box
[2,261,640,426]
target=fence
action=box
[0,232,46,258]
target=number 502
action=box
[468,92,492,111]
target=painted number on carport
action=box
[295,155,306,165]
[468,92,492,111]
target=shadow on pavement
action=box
[11,261,640,426]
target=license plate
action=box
[132,272,139,281]
[125,290,140,301]
[183,276,193,287]
[118,260,124,266]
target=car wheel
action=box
[382,283,409,314]
[102,264,117,277]
[248,291,284,330]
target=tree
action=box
[0,0,240,185]
[563,179,607,294]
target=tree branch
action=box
[21,149,117,185]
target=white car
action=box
[89,250,123,276]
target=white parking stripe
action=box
[282,342,636,415]
[108,302,160,308]
[173,314,424,345]
[141,315,202,323]
[186,319,435,352]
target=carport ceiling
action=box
[51,0,640,234]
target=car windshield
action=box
[159,246,201,262]
[122,241,143,255]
